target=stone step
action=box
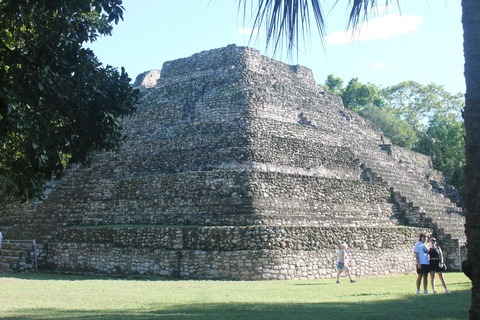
[359,153,465,250]
[0,249,26,257]
[1,243,33,251]
[0,255,20,264]
[0,240,38,273]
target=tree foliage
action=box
[358,105,417,149]
[325,75,465,199]
[340,78,384,111]
[417,112,465,197]
[0,0,139,200]
[238,0,328,56]
[380,81,464,132]
[324,74,343,95]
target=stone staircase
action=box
[0,240,39,273]
[0,164,85,271]
[358,146,465,233]
[356,144,466,269]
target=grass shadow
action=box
[294,283,331,286]
[0,272,175,282]
[2,289,471,320]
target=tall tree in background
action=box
[239,0,480,318]
[0,0,139,200]
[417,112,465,197]
[325,76,464,190]
[358,104,417,149]
[381,81,465,132]
[324,75,343,95]
[381,81,466,196]
[340,78,383,112]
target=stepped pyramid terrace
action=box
[0,45,466,279]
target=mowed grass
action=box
[0,272,471,320]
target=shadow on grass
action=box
[3,290,471,320]
[293,283,331,286]
[0,272,175,281]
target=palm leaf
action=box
[345,0,401,31]
[239,0,327,56]
[239,0,401,55]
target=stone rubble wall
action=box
[12,169,397,228]
[133,70,161,89]
[356,143,465,268]
[48,226,427,280]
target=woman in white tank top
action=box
[336,243,357,284]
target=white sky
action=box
[87,0,465,93]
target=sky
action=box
[87,0,465,94]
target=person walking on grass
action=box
[336,243,356,284]
[414,232,431,294]
[428,238,451,294]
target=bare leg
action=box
[437,272,449,291]
[423,273,428,291]
[336,270,343,282]
[346,270,353,281]
[416,274,423,291]
[430,272,436,292]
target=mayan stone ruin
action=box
[0,45,466,279]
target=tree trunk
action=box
[462,0,480,319]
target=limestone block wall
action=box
[38,169,397,228]
[133,70,161,89]
[48,226,428,280]
[0,200,30,226]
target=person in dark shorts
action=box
[414,232,430,294]
[428,238,451,294]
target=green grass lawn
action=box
[0,272,471,320]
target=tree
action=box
[359,104,417,149]
[340,78,383,111]
[416,112,465,198]
[324,75,417,149]
[379,81,466,198]
[239,1,480,318]
[324,74,343,94]
[325,75,464,188]
[461,2,480,317]
[380,81,464,132]
[0,0,139,200]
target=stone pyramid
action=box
[0,45,465,279]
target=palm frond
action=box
[239,0,327,56]
[240,0,401,56]
[346,0,401,32]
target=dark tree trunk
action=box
[462,0,480,319]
